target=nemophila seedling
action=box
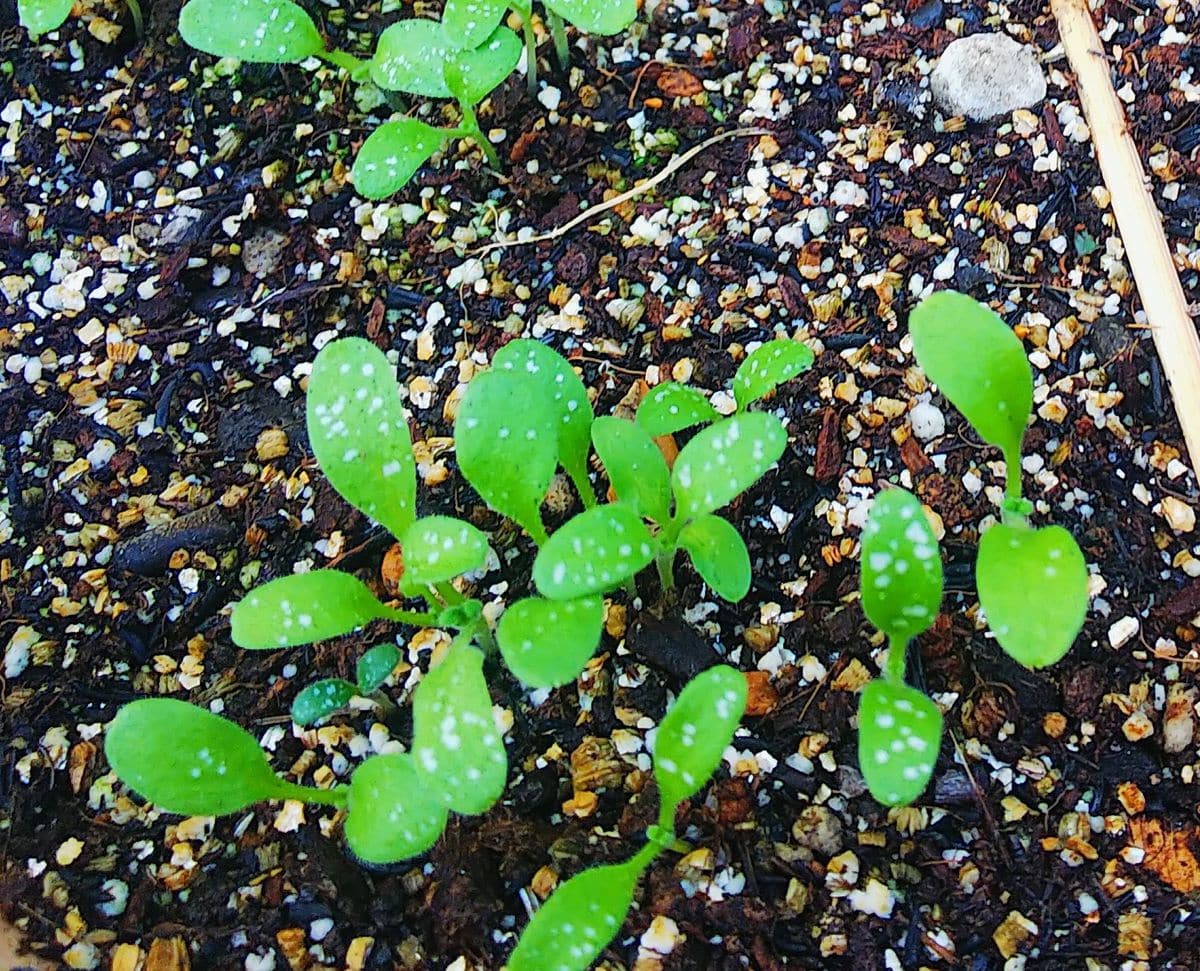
[509,665,746,971]
[290,643,402,726]
[857,488,945,806]
[910,290,1088,668]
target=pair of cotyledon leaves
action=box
[106,638,506,864]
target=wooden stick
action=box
[1051,0,1200,476]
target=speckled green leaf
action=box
[351,120,446,200]
[671,412,787,521]
[543,0,637,34]
[411,644,506,815]
[733,339,814,411]
[492,339,594,504]
[400,515,490,591]
[636,382,718,437]
[977,523,1087,668]
[232,571,393,650]
[291,679,357,726]
[356,644,402,692]
[533,505,655,600]
[655,665,746,816]
[910,291,1033,461]
[106,700,293,815]
[456,369,558,544]
[497,595,604,688]
[307,338,416,539]
[858,679,942,807]
[443,26,523,106]
[861,489,943,643]
[441,0,508,49]
[591,416,670,524]
[179,0,325,63]
[345,754,448,864]
[18,0,75,35]
[371,20,519,101]
[679,514,751,602]
[509,858,643,971]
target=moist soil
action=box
[3,0,1200,968]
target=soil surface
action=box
[3,0,1200,968]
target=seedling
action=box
[290,643,402,726]
[910,291,1088,667]
[509,665,747,971]
[20,0,144,37]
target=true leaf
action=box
[977,523,1087,668]
[351,120,447,200]
[443,26,524,106]
[291,679,357,726]
[508,858,643,971]
[733,339,815,411]
[400,515,490,591]
[655,665,746,818]
[179,0,325,63]
[496,595,604,688]
[232,571,393,650]
[591,416,671,524]
[909,291,1033,462]
[858,679,942,807]
[671,412,787,521]
[542,0,638,35]
[106,700,292,815]
[532,505,654,600]
[636,382,718,437]
[441,0,508,50]
[492,339,594,503]
[861,488,943,642]
[678,514,751,602]
[307,338,416,539]
[344,754,448,864]
[356,644,402,693]
[411,643,507,814]
[18,0,75,35]
[456,369,558,544]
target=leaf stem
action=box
[472,620,498,656]
[318,49,372,83]
[435,582,466,607]
[386,605,444,626]
[546,10,571,68]
[655,547,676,593]
[456,98,502,170]
[569,466,597,510]
[276,780,349,808]
[883,634,907,685]
[124,0,144,39]
[520,8,539,96]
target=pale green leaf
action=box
[291,679,357,726]
[542,0,638,35]
[179,0,325,63]
[977,523,1087,668]
[18,0,75,35]
[909,291,1033,461]
[307,338,416,538]
[733,339,814,410]
[441,0,508,49]
[671,412,787,520]
[496,595,604,688]
[356,644,402,692]
[369,19,454,97]
[678,514,750,602]
[532,505,654,599]
[345,754,448,864]
[411,643,507,814]
[636,382,717,438]
[400,515,490,591]
[351,120,446,200]
[106,700,292,815]
[443,26,523,106]
[861,488,943,643]
[858,679,942,807]
[232,571,393,650]
[591,416,670,524]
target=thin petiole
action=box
[318,49,372,83]
[520,10,539,95]
[546,10,570,68]
[456,98,502,169]
[883,634,907,685]
[276,781,349,808]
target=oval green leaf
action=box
[542,0,638,35]
[443,26,524,106]
[400,515,490,591]
[179,0,325,63]
[345,754,448,865]
[636,382,718,438]
[496,595,604,688]
[19,0,75,35]
[307,338,416,539]
[858,679,942,807]
[861,488,943,643]
[441,0,508,49]
[411,643,507,815]
[671,412,787,521]
[456,369,560,544]
[356,643,402,693]
[678,514,751,602]
[591,416,671,524]
[351,120,447,200]
[977,523,1087,668]
[733,339,814,411]
[232,570,393,650]
[532,505,655,600]
[369,19,455,97]
[291,679,357,726]
[909,291,1033,460]
[106,699,291,815]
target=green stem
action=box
[472,620,498,656]
[457,98,502,170]
[883,634,907,685]
[369,689,399,718]
[276,781,348,807]
[435,582,466,607]
[520,9,539,96]
[386,606,444,626]
[655,547,676,593]
[318,49,372,83]
[546,10,570,69]
[124,0,144,39]
[569,466,597,510]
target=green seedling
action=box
[20,0,144,37]
[910,291,1088,667]
[290,643,402,726]
[509,665,746,971]
[856,488,945,807]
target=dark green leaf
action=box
[351,120,447,200]
[858,679,942,806]
[732,339,814,410]
[861,488,943,642]
[671,412,787,520]
[344,754,448,864]
[532,505,654,599]
[232,571,394,650]
[636,382,717,438]
[179,0,324,63]
[678,514,751,602]
[356,644,402,693]
[400,515,490,590]
[291,679,357,726]
[496,595,604,688]
[542,0,638,34]
[591,416,670,523]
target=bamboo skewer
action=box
[1050,0,1200,477]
